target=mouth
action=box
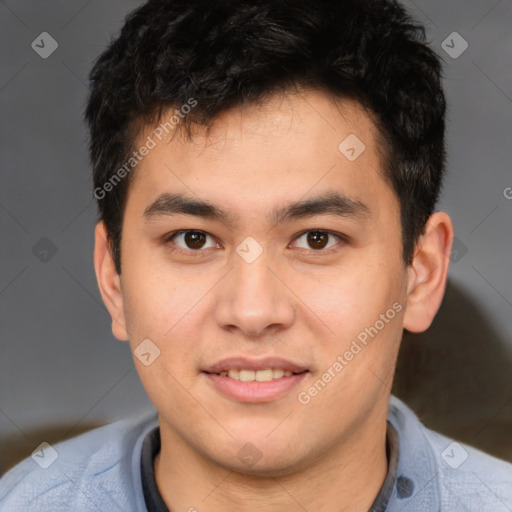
[202,356,309,380]
[201,356,310,403]
[203,368,308,382]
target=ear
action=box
[93,221,129,341]
[403,212,454,333]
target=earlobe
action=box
[403,212,454,333]
[93,222,129,341]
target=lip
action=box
[202,356,309,374]
[203,371,309,403]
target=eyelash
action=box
[162,229,348,257]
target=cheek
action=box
[292,259,402,341]
[121,274,180,340]
[120,243,197,337]
[121,268,203,398]
[119,255,219,372]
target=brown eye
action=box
[184,231,207,249]
[168,230,219,252]
[292,230,344,251]
[307,231,329,249]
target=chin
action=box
[205,434,312,478]
[219,452,308,478]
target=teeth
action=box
[217,368,298,381]
[228,369,239,379]
[239,370,255,382]
[256,369,273,382]
[273,368,284,379]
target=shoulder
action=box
[388,395,512,511]
[0,409,158,512]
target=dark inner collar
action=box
[140,421,400,512]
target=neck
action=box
[154,413,389,512]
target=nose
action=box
[213,247,296,338]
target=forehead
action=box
[126,90,397,221]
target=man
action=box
[1,0,511,510]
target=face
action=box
[103,90,412,475]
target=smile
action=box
[210,368,302,382]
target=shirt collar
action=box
[140,420,400,512]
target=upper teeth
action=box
[218,369,295,382]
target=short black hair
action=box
[86,0,446,274]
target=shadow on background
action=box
[2,279,512,476]
[393,279,512,462]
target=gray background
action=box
[1,0,511,474]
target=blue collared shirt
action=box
[1,395,511,511]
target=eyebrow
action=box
[143,191,371,225]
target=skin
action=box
[94,90,453,512]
